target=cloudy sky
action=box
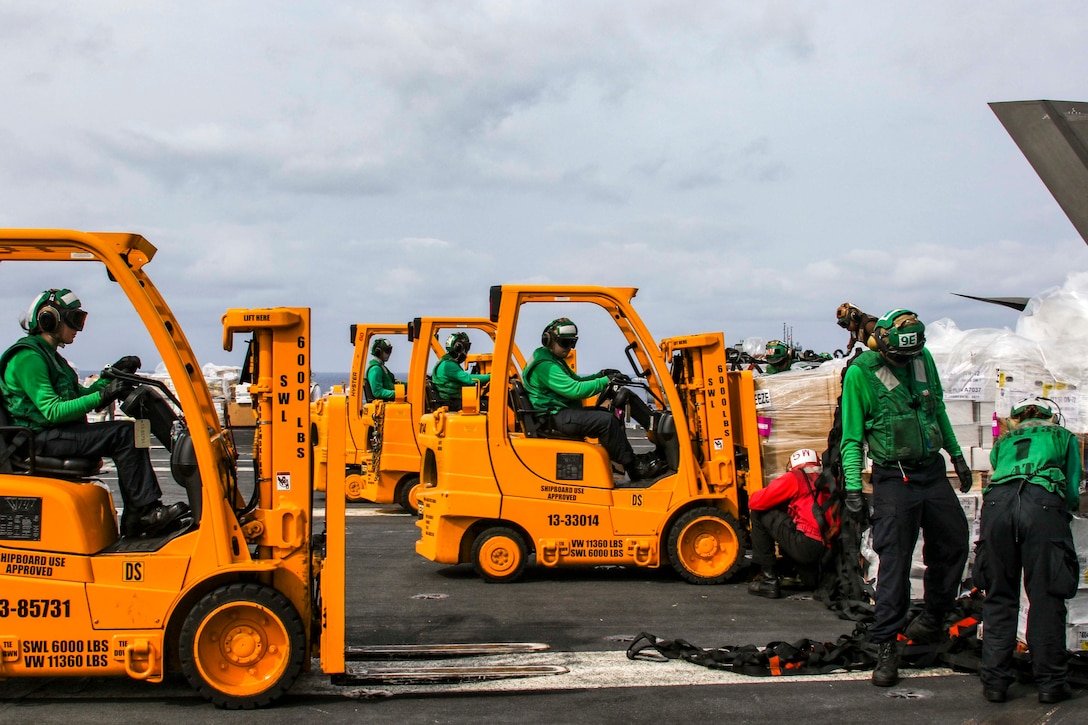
[1,1,1086,373]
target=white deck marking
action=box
[297,650,965,697]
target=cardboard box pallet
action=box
[754,364,842,483]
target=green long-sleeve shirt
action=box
[0,335,108,431]
[840,349,960,492]
[432,355,490,400]
[522,347,609,414]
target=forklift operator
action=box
[522,317,666,483]
[0,288,188,538]
[432,331,490,410]
[365,338,402,402]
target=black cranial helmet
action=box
[445,331,471,362]
[371,337,392,356]
[836,302,860,329]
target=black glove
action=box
[845,491,867,520]
[598,368,622,379]
[104,355,141,376]
[608,372,632,385]
[98,379,134,410]
[951,455,973,493]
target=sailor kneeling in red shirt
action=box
[748,448,840,599]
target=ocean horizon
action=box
[312,372,354,393]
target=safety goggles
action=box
[556,337,577,350]
[884,350,919,365]
[836,317,851,329]
[60,308,87,331]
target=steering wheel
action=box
[595,375,629,408]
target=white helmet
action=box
[1011,396,1058,423]
[789,448,820,470]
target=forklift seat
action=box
[508,379,580,440]
[425,377,460,412]
[0,399,103,479]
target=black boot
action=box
[1038,685,1071,704]
[872,641,899,687]
[747,573,781,599]
[122,501,190,538]
[904,612,943,644]
[630,454,668,482]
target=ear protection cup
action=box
[866,333,880,351]
[871,327,888,353]
[36,290,62,333]
[542,320,559,347]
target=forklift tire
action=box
[472,527,528,583]
[180,582,306,709]
[345,477,365,502]
[396,475,421,514]
[666,507,743,584]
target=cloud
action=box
[0,0,1085,373]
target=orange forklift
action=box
[0,230,560,708]
[334,323,412,505]
[416,285,763,583]
[315,317,524,512]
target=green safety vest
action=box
[523,356,572,414]
[365,358,397,401]
[989,420,1078,500]
[0,335,87,430]
[855,351,944,465]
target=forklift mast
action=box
[222,307,348,676]
[659,333,763,506]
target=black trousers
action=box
[750,507,824,574]
[550,407,636,468]
[978,483,1075,694]
[35,421,161,509]
[868,457,969,643]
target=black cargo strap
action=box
[628,626,877,676]
[806,359,875,623]
[627,627,982,678]
[627,594,995,678]
[813,512,875,623]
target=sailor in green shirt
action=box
[977,397,1081,704]
[0,288,188,538]
[838,309,971,688]
[431,332,489,411]
[364,338,402,402]
[522,318,666,483]
[763,340,792,374]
